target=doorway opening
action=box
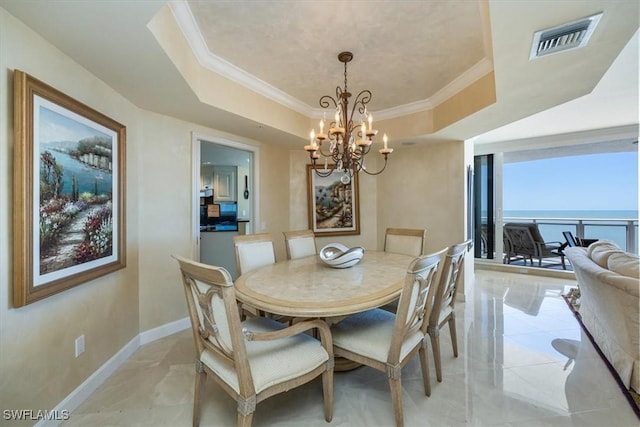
[191,133,260,277]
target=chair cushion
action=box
[238,241,275,273]
[608,251,640,279]
[200,317,328,394]
[288,237,316,259]
[386,234,423,257]
[331,309,424,363]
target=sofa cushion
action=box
[608,251,640,279]
[587,240,621,268]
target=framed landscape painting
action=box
[307,165,360,236]
[13,70,126,307]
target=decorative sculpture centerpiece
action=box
[319,243,364,268]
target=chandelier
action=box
[304,51,392,183]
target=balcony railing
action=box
[503,216,639,254]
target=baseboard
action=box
[35,317,190,427]
[139,316,190,345]
[475,259,576,280]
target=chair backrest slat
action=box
[388,248,447,363]
[563,231,579,247]
[504,224,537,252]
[173,255,255,394]
[430,240,471,327]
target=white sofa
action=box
[565,241,639,393]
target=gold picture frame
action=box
[307,165,360,236]
[13,70,126,307]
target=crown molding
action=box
[373,58,494,120]
[168,1,314,116]
[168,1,493,122]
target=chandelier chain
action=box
[344,60,348,95]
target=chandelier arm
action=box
[319,94,338,110]
[351,90,372,119]
[359,155,389,176]
[310,157,339,177]
[315,143,335,158]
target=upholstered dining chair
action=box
[233,233,282,321]
[173,256,333,427]
[331,248,447,427]
[428,239,471,383]
[381,227,427,313]
[383,227,427,257]
[283,229,317,260]
[233,233,276,277]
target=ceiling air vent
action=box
[529,13,603,60]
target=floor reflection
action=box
[62,269,639,427]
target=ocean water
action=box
[498,209,638,253]
[503,210,638,220]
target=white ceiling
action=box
[1,0,638,149]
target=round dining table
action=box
[233,250,414,318]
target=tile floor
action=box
[62,269,639,426]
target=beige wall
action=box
[135,117,292,331]
[376,142,466,254]
[290,142,466,259]
[0,8,141,416]
[256,144,292,262]
[376,141,469,300]
[0,6,295,415]
[289,150,380,251]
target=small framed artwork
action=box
[307,165,360,236]
[13,70,127,307]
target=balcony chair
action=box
[428,239,471,382]
[173,256,333,427]
[503,223,566,269]
[330,248,447,427]
[561,230,598,249]
[283,229,317,260]
[381,227,427,313]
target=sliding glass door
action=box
[473,154,495,259]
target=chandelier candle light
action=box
[305,51,392,184]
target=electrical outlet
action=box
[75,335,85,357]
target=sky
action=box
[503,151,638,211]
[38,99,109,144]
